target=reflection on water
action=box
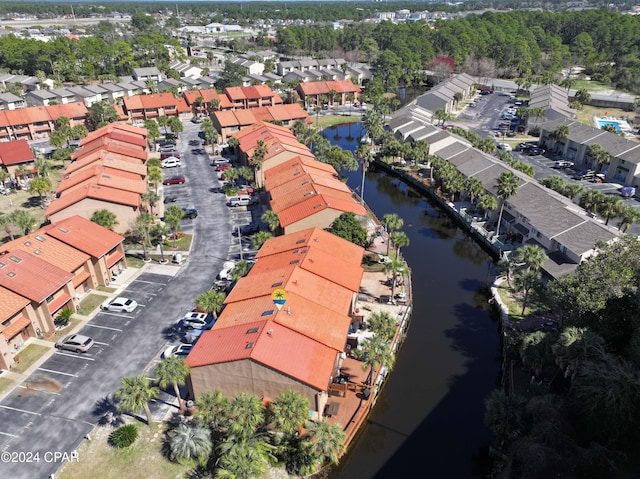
[324,123,500,479]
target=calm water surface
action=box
[324,123,501,479]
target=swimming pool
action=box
[597,119,622,131]
[594,116,634,134]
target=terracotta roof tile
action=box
[81,122,147,144]
[43,215,124,258]
[270,183,355,212]
[44,182,140,216]
[0,285,30,319]
[72,140,147,161]
[224,86,247,101]
[0,139,35,166]
[46,102,89,121]
[57,168,147,195]
[277,194,366,228]
[186,319,337,391]
[1,315,31,340]
[0,249,73,302]
[263,156,338,189]
[65,155,147,177]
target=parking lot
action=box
[1,121,238,478]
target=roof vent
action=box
[246,342,255,349]
[58,227,69,233]
[295,239,305,244]
[33,249,41,255]
[271,281,283,287]
[261,309,274,316]
[35,235,45,242]
[247,327,259,334]
[266,329,273,336]
[24,241,31,246]
[9,255,22,263]
[290,259,300,264]
[7,271,15,277]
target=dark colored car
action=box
[163,175,186,185]
[527,147,545,156]
[182,208,198,219]
[233,224,260,236]
[573,170,596,181]
[164,195,178,203]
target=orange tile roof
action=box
[25,105,51,123]
[224,86,247,101]
[72,140,147,161]
[277,194,367,228]
[2,108,33,127]
[263,156,338,188]
[0,139,35,166]
[3,231,90,272]
[256,227,365,265]
[47,102,89,121]
[43,215,124,257]
[140,92,179,109]
[213,110,240,128]
[0,285,30,319]
[1,315,31,340]
[0,249,74,302]
[234,109,259,125]
[215,293,351,351]
[270,183,355,213]
[44,182,140,216]
[297,79,361,96]
[57,168,146,195]
[122,95,144,111]
[251,108,274,123]
[226,266,353,314]
[65,155,147,177]
[80,130,146,149]
[176,97,191,113]
[269,171,350,197]
[81,122,147,144]
[250,246,363,292]
[186,319,337,391]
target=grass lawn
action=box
[51,318,82,342]
[497,282,549,322]
[77,294,107,316]
[317,115,361,129]
[0,377,14,394]
[96,285,116,293]
[164,233,192,251]
[572,79,614,92]
[576,104,633,125]
[13,344,50,374]
[125,255,145,268]
[58,422,191,479]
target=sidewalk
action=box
[0,264,149,402]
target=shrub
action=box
[54,309,73,328]
[110,424,138,448]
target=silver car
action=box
[55,334,95,353]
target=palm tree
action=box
[549,124,569,152]
[195,289,226,320]
[148,166,163,194]
[261,210,280,233]
[384,256,407,299]
[35,158,51,177]
[618,206,640,232]
[494,171,519,240]
[144,120,161,150]
[355,144,374,205]
[269,390,310,435]
[367,310,397,341]
[29,176,51,207]
[252,230,273,250]
[389,230,410,257]
[250,139,268,182]
[168,421,212,463]
[150,223,169,263]
[587,144,611,172]
[156,356,190,402]
[227,392,265,439]
[464,177,484,209]
[11,210,36,235]
[141,191,160,215]
[217,436,272,479]
[195,390,229,430]
[134,213,155,261]
[511,244,546,272]
[381,213,404,255]
[355,335,395,386]
[305,419,346,465]
[90,209,119,231]
[453,92,463,108]
[164,205,185,249]
[114,374,159,426]
[479,194,498,220]
[552,326,606,379]
[597,195,623,225]
[483,389,527,447]
[514,268,541,316]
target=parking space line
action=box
[0,431,19,437]
[93,341,109,346]
[121,289,157,296]
[133,279,167,285]
[99,311,136,318]
[37,367,78,377]
[54,351,95,361]
[84,324,122,332]
[0,405,41,416]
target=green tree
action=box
[495,171,519,240]
[483,389,528,447]
[367,310,397,341]
[90,209,119,231]
[29,176,51,207]
[134,213,155,261]
[167,421,212,464]
[168,116,183,137]
[305,419,346,466]
[330,212,367,246]
[164,205,185,249]
[156,356,190,402]
[148,166,163,194]
[511,244,546,272]
[479,194,498,220]
[252,231,273,250]
[227,392,265,439]
[381,213,404,255]
[618,206,640,232]
[354,335,394,386]
[86,101,118,130]
[150,222,169,263]
[195,289,226,320]
[514,268,541,316]
[11,210,36,235]
[389,230,410,257]
[597,195,623,225]
[114,374,159,426]
[269,390,310,436]
[195,390,229,430]
[261,210,280,233]
[144,119,161,150]
[587,144,611,172]
[141,191,160,215]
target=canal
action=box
[324,123,501,478]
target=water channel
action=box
[324,123,501,478]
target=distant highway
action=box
[0,16,130,28]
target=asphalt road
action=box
[0,121,235,478]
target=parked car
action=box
[182,208,198,219]
[164,195,178,204]
[215,163,233,172]
[233,223,260,236]
[496,143,512,151]
[191,116,203,124]
[552,160,574,169]
[55,334,95,353]
[217,261,236,281]
[163,175,186,185]
[161,152,181,160]
[527,147,545,156]
[184,328,205,344]
[181,312,215,330]
[161,157,182,168]
[227,195,258,207]
[573,170,596,181]
[158,145,177,153]
[162,343,193,359]
[100,297,138,313]
[590,173,606,183]
[211,156,229,166]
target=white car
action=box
[211,156,229,165]
[101,297,138,313]
[496,143,512,152]
[181,312,215,330]
[162,343,193,359]
[55,334,95,353]
[217,261,236,281]
[161,157,182,168]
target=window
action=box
[261,310,274,316]
[295,239,305,244]
[271,281,283,287]
[246,342,255,349]
[246,327,259,334]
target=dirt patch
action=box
[24,375,63,393]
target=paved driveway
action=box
[0,122,232,478]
